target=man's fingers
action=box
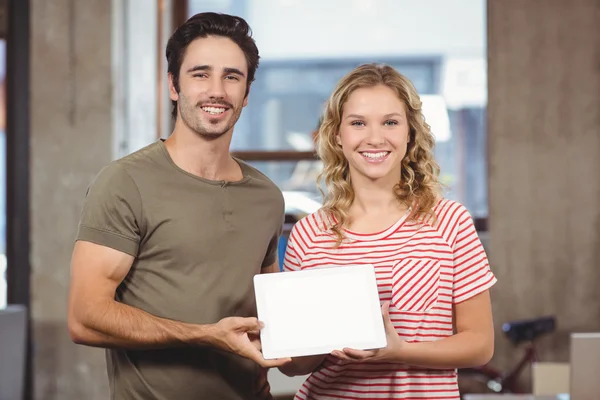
[245,343,269,364]
[247,329,261,336]
[252,352,292,368]
[234,317,263,332]
[259,357,292,368]
[244,343,291,368]
[251,338,262,351]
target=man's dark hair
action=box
[166,12,260,119]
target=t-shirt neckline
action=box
[342,209,412,242]
[158,139,253,186]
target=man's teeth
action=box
[362,152,389,159]
[201,106,226,115]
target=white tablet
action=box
[254,264,387,360]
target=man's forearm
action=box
[278,354,326,377]
[398,331,493,369]
[70,299,215,349]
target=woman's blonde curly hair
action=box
[316,63,442,245]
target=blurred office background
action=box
[1,0,599,399]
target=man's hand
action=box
[331,302,404,363]
[210,316,291,368]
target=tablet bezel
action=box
[254,264,387,360]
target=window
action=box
[183,0,488,221]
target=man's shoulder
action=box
[96,141,168,188]
[115,141,165,171]
[90,159,133,190]
[86,141,165,196]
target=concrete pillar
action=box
[30,0,113,398]
[30,0,160,398]
[487,0,600,384]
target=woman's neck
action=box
[351,184,401,216]
[349,171,406,215]
[346,178,409,234]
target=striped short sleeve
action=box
[452,208,497,303]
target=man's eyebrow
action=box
[187,65,211,73]
[186,65,245,78]
[223,67,245,77]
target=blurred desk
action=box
[0,305,27,400]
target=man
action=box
[67,12,290,400]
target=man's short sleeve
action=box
[76,162,143,257]
[262,220,283,268]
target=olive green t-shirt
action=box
[76,140,284,400]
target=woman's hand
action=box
[332,301,406,363]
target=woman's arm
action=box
[334,292,494,369]
[395,290,494,368]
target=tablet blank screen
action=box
[254,265,387,359]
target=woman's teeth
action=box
[361,152,389,159]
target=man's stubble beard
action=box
[178,93,243,140]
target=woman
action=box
[279,63,496,399]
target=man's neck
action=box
[164,122,240,182]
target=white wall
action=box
[249,0,486,60]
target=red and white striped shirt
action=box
[283,198,496,399]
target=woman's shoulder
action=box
[292,208,334,236]
[431,198,473,223]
